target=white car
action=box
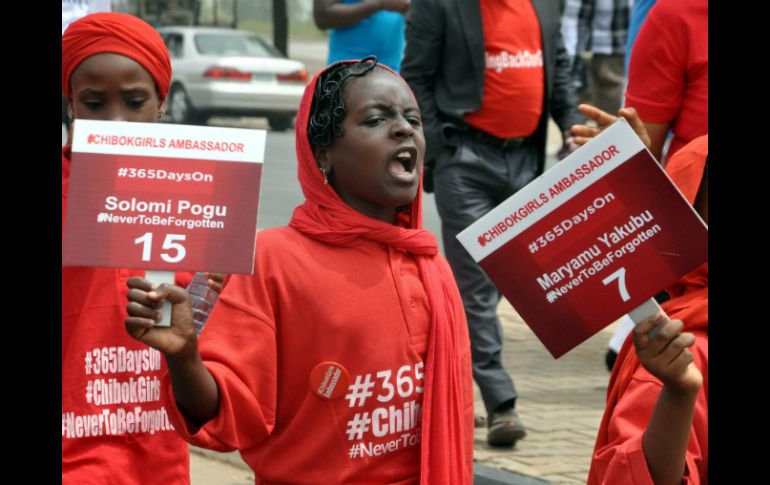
[158,26,308,131]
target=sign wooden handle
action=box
[146,270,175,327]
[628,298,667,339]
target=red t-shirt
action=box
[164,226,445,484]
[62,149,192,485]
[464,0,545,138]
[625,0,708,163]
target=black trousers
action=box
[433,129,540,417]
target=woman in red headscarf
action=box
[62,12,193,484]
[124,57,474,484]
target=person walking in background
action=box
[402,0,584,447]
[561,0,632,114]
[624,0,656,73]
[313,0,409,72]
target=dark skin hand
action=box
[125,277,220,427]
[204,272,226,293]
[570,104,652,152]
[125,278,197,356]
[634,313,702,394]
[633,312,703,485]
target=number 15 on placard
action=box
[134,233,187,263]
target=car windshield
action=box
[194,33,276,57]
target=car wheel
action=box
[268,115,293,132]
[168,84,207,125]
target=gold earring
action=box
[320,167,329,185]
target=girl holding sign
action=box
[572,108,708,484]
[62,13,196,484]
[124,57,475,484]
[589,136,708,485]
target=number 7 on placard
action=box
[602,267,630,302]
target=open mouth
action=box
[392,147,418,174]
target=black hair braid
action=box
[308,56,379,149]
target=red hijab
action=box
[589,135,708,483]
[290,62,473,484]
[62,12,172,101]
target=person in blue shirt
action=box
[314,0,409,73]
[625,0,657,72]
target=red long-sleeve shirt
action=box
[62,148,192,485]
[164,226,473,484]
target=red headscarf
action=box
[589,135,708,484]
[289,62,473,484]
[62,12,172,100]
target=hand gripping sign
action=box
[457,120,707,358]
[63,120,265,325]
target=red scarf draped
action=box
[589,135,708,483]
[289,64,472,484]
[62,12,172,100]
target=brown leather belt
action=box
[465,125,527,150]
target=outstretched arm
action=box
[125,276,220,427]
